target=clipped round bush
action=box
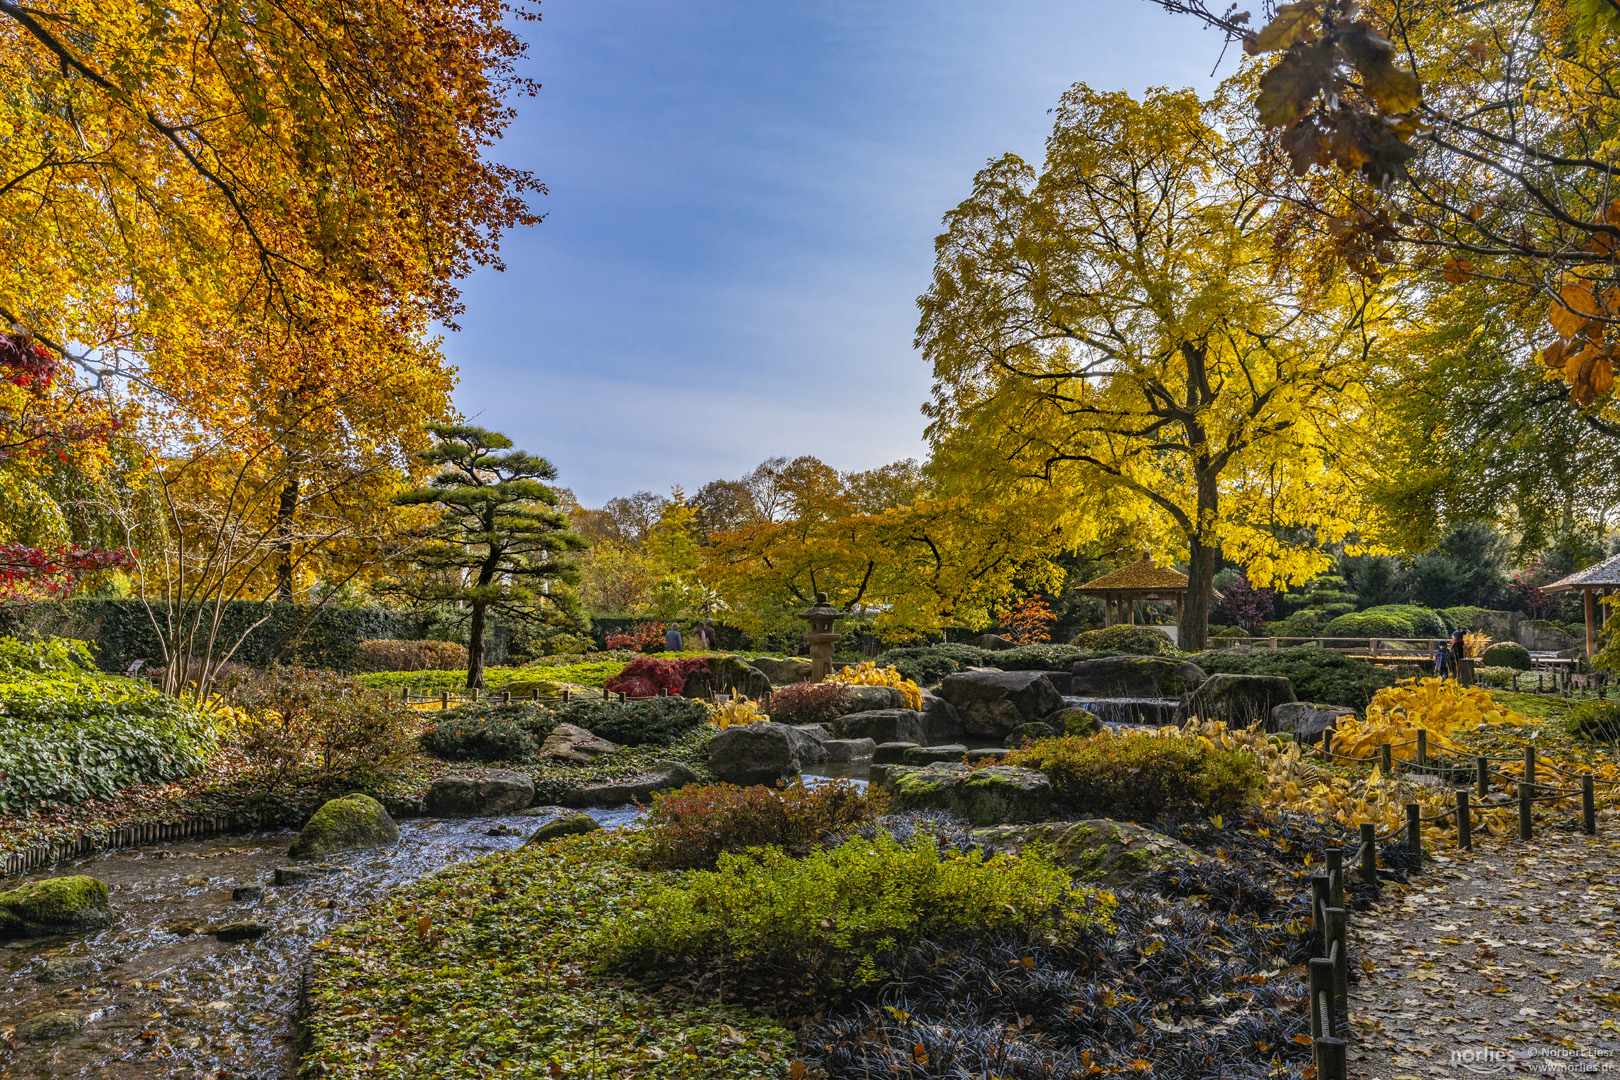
[419,716,537,763]
[1213,626,1249,639]
[1365,605,1446,638]
[1322,611,1414,638]
[1068,625,1176,656]
[1480,641,1532,670]
[1009,731,1261,821]
[1567,700,1620,744]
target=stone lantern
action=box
[798,591,844,682]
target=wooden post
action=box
[1582,775,1596,835]
[1308,960,1332,1039]
[1322,727,1334,762]
[1359,822,1378,887]
[1476,755,1489,796]
[532,688,540,701]
[562,689,570,703]
[1415,730,1427,773]
[501,690,511,704]
[602,687,610,700]
[1523,745,1537,789]
[1519,781,1533,840]
[1371,637,1381,657]
[1406,803,1422,862]
[400,686,409,702]
[1456,789,1472,850]
[470,686,480,702]
[1380,742,1393,773]
[439,691,448,710]
[1326,849,1344,909]
[1316,1036,1348,1080]
[1586,587,1597,658]
[1324,906,1348,1018]
[1310,874,1329,924]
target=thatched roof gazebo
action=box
[1074,556,1189,627]
[1545,552,1620,656]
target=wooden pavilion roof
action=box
[1546,552,1620,592]
[1074,557,1189,594]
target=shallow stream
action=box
[0,807,640,1080]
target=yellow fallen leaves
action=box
[705,697,769,729]
[828,662,924,710]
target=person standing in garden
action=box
[1435,629,1464,679]
[665,624,683,653]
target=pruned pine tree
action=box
[394,424,587,689]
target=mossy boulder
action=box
[15,1009,86,1040]
[1481,641,1532,670]
[1017,721,1056,742]
[425,770,536,816]
[972,819,1198,886]
[288,794,400,859]
[1176,673,1297,728]
[0,876,112,937]
[526,813,601,844]
[838,686,907,714]
[1069,656,1206,698]
[827,708,925,744]
[707,721,802,786]
[936,671,1065,738]
[883,763,1052,824]
[1052,708,1102,736]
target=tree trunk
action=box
[1179,469,1219,653]
[466,601,487,690]
[275,477,300,601]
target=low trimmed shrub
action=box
[1068,625,1176,656]
[601,830,1115,994]
[418,716,537,762]
[1480,641,1532,670]
[1190,645,1395,708]
[767,680,851,725]
[1566,700,1620,744]
[979,643,1095,672]
[222,667,417,790]
[355,638,468,673]
[871,644,990,686]
[1008,732,1261,821]
[557,695,709,746]
[1322,611,1413,638]
[637,780,886,870]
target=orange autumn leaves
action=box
[1541,199,1620,408]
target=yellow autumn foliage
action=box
[1332,678,1527,762]
[827,662,924,710]
[705,697,770,730]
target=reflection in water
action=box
[0,805,642,1079]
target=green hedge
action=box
[1322,611,1413,638]
[1068,625,1177,656]
[1189,646,1396,709]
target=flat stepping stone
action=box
[903,744,968,765]
[965,747,1011,762]
[207,921,269,942]
[872,741,919,764]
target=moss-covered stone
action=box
[1054,708,1103,736]
[1017,721,1057,742]
[527,813,601,844]
[1176,673,1297,728]
[288,793,399,859]
[16,1009,86,1040]
[884,763,1052,824]
[0,875,112,938]
[972,819,1197,886]
[1069,656,1206,697]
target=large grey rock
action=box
[1176,673,1297,728]
[936,671,1065,738]
[903,743,968,765]
[1069,656,1207,698]
[971,633,1018,651]
[707,721,803,786]
[539,723,619,764]
[424,771,535,817]
[1271,702,1355,743]
[289,793,400,857]
[0,876,112,938]
[527,812,601,844]
[822,737,875,761]
[1517,619,1577,652]
[973,819,1198,886]
[918,689,964,742]
[208,921,269,942]
[872,741,919,764]
[564,761,699,806]
[750,657,813,685]
[827,708,925,744]
[884,763,1052,825]
[838,685,906,714]
[788,723,831,764]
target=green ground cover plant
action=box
[1068,625,1176,656]
[1009,732,1261,821]
[302,832,793,1079]
[418,716,538,762]
[555,696,709,746]
[352,659,627,692]
[600,830,1115,997]
[0,638,218,811]
[636,780,885,870]
[1566,699,1620,743]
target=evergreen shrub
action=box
[1322,611,1413,638]
[1009,732,1261,821]
[418,716,537,763]
[355,639,468,672]
[872,644,991,686]
[1190,645,1394,708]
[557,696,709,746]
[1067,625,1176,656]
[1480,642,1532,670]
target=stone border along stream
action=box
[1299,728,1616,1080]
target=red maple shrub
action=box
[604,655,714,697]
[766,680,850,724]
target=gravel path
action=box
[1348,810,1620,1079]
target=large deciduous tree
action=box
[917,84,1381,651]
[393,425,585,689]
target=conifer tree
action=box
[394,424,587,689]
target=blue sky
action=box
[447,0,1227,505]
